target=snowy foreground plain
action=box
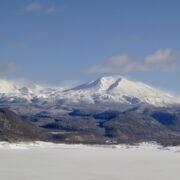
[0,142,180,180]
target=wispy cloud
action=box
[58,79,83,89]
[8,43,27,49]
[24,1,57,14]
[107,55,129,66]
[86,49,179,74]
[144,49,172,64]
[0,64,22,75]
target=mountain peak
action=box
[65,75,180,106]
[71,75,125,91]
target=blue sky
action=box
[0,0,180,92]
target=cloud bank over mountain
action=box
[87,49,179,73]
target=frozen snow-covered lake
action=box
[0,142,180,180]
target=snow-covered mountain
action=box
[0,79,63,101]
[0,76,180,107]
[59,76,180,107]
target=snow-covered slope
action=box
[0,76,179,107]
[0,142,180,180]
[0,79,63,101]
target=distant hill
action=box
[0,108,43,142]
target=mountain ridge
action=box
[0,76,179,107]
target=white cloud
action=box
[123,63,149,73]
[86,48,179,74]
[107,55,129,66]
[87,65,112,74]
[87,55,129,73]
[8,43,26,49]
[25,2,42,12]
[0,64,22,74]
[144,49,172,64]
[58,79,83,89]
[24,2,57,14]
[45,7,57,14]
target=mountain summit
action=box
[63,76,180,106]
